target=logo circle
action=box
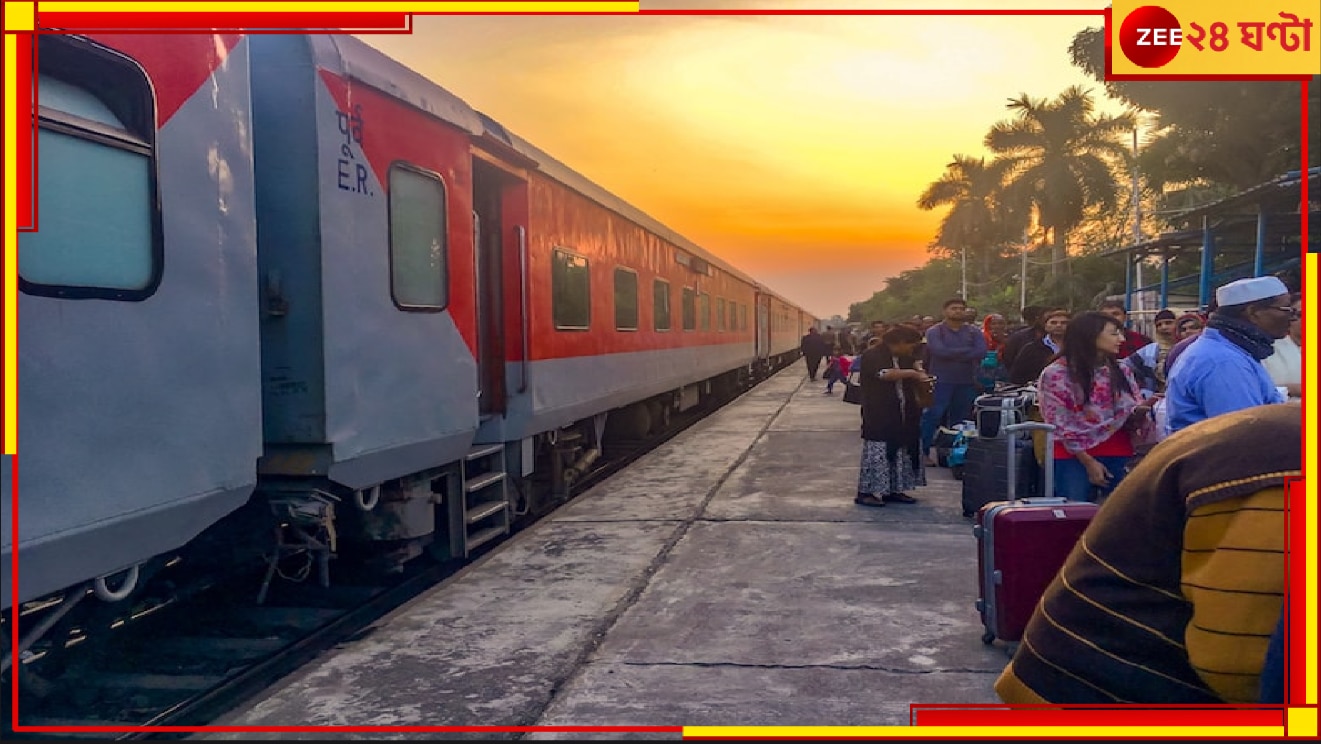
[1119,5,1182,68]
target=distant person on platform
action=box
[800,327,830,382]
[1097,300,1151,359]
[1125,308,1179,397]
[1007,308,1069,386]
[1165,276,1293,433]
[1000,305,1045,371]
[920,298,987,466]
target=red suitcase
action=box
[973,421,1098,646]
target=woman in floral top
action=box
[1037,312,1154,502]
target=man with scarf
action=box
[1164,276,1294,434]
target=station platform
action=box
[209,366,1008,736]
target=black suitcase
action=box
[973,389,1033,439]
[960,431,1040,517]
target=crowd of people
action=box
[801,275,1301,508]
[800,275,1302,704]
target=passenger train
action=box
[2,33,815,644]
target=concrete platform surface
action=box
[206,366,1006,739]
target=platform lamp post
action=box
[1131,126,1145,317]
[960,245,968,301]
[1019,232,1030,311]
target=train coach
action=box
[3,32,816,653]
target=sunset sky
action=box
[362,1,1125,318]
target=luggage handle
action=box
[1003,422,1055,501]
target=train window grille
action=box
[653,278,671,331]
[741,304,748,331]
[551,247,590,330]
[681,287,697,331]
[19,35,162,302]
[388,163,449,311]
[717,297,726,332]
[700,293,711,332]
[613,266,638,331]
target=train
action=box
[2,32,816,651]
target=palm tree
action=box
[916,155,1023,298]
[985,86,1135,278]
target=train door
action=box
[472,154,531,417]
[755,293,770,358]
[473,160,509,415]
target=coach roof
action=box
[311,35,484,136]
[316,35,803,301]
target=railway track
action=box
[3,370,784,739]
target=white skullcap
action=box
[1215,276,1289,307]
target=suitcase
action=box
[960,429,1039,517]
[973,422,1098,647]
[973,388,1033,439]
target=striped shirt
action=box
[995,403,1298,704]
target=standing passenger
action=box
[1008,308,1068,386]
[800,327,829,381]
[854,326,928,507]
[1096,300,1151,359]
[1165,277,1292,433]
[1124,308,1178,397]
[920,299,987,466]
[1001,305,1045,371]
[1036,312,1151,503]
[1261,293,1301,400]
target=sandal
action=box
[883,492,918,504]
[854,493,887,507]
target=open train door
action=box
[471,124,534,417]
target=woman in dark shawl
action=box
[855,325,929,507]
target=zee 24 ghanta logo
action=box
[1118,4,1313,68]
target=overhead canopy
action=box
[1101,167,1317,310]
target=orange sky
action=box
[362,1,1125,318]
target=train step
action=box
[464,526,507,553]
[466,500,508,525]
[465,443,504,462]
[465,471,506,494]
[454,444,512,558]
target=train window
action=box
[614,267,638,331]
[653,279,671,331]
[700,293,711,332]
[717,298,727,332]
[389,164,449,310]
[19,36,161,301]
[681,288,696,331]
[741,304,748,331]
[552,248,591,330]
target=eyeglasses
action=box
[1266,306,1302,319]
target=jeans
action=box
[919,382,979,452]
[1052,455,1129,502]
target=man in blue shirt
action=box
[1165,276,1293,433]
[920,298,987,464]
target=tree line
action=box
[849,26,1320,325]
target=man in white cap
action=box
[1164,276,1295,433]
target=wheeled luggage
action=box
[960,427,1039,517]
[973,422,1098,646]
